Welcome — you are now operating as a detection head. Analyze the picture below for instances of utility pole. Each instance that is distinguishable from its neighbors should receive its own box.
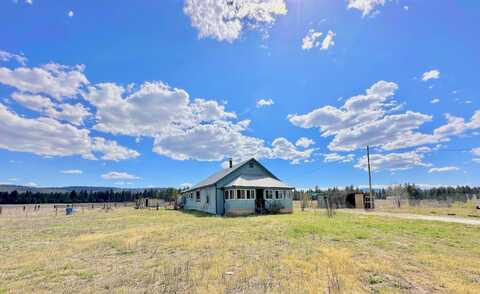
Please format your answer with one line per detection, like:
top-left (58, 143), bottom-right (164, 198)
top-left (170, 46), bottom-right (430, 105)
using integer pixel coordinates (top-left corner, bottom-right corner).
top-left (367, 145), bottom-right (374, 209)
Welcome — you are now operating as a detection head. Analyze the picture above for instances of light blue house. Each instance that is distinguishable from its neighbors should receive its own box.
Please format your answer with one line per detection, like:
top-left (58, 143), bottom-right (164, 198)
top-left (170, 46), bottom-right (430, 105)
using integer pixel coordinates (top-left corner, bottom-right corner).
top-left (180, 158), bottom-right (294, 216)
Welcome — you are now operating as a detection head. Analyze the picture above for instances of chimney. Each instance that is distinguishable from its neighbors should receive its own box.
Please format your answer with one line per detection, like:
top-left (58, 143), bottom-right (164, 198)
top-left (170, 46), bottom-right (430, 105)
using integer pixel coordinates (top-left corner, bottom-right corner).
top-left (229, 158), bottom-right (233, 168)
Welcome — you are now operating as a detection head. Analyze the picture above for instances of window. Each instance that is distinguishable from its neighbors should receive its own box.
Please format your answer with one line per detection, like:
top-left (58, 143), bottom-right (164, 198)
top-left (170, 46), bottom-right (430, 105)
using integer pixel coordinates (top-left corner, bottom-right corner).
top-left (196, 191), bottom-right (200, 202)
top-left (237, 189), bottom-right (246, 199)
top-left (251, 189), bottom-right (256, 199)
top-left (206, 193), bottom-right (209, 204)
top-left (275, 190), bottom-right (279, 199)
top-left (249, 161), bottom-right (254, 168)
top-left (224, 190), bottom-right (228, 199)
top-left (246, 190), bottom-right (251, 199)
top-left (266, 190), bottom-right (273, 199)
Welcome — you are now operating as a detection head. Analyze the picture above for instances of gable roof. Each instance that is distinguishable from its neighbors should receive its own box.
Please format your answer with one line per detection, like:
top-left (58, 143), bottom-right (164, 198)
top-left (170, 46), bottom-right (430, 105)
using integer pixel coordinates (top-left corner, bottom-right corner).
top-left (184, 158), bottom-right (280, 192)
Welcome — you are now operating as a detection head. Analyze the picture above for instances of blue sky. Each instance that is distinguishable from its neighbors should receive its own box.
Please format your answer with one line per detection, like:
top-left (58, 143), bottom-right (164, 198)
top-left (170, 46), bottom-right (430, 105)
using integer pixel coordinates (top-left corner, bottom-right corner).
top-left (0, 0), bottom-right (479, 189)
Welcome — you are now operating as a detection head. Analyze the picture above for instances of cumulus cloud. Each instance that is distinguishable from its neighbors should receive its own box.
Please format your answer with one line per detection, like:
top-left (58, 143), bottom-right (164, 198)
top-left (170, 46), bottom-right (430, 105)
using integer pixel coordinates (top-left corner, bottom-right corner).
top-left (323, 153), bottom-right (355, 163)
top-left (256, 98), bottom-right (274, 107)
top-left (295, 137), bottom-right (315, 148)
top-left (61, 169), bottom-right (83, 174)
top-left (271, 137), bottom-right (314, 164)
top-left (302, 30), bottom-right (335, 50)
top-left (0, 50), bottom-right (27, 65)
top-left (184, 0), bottom-right (287, 42)
top-left (68, 10), bottom-right (74, 17)
top-left (288, 81), bottom-right (442, 152)
top-left (0, 103), bottom-right (138, 161)
top-left (101, 171), bottom-right (140, 180)
top-left (433, 112), bottom-right (480, 138)
top-left (422, 69), bottom-right (440, 81)
top-left (11, 92), bottom-right (91, 126)
top-left (302, 30), bottom-right (323, 50)
top-left (355, 151), bottom-right (431, 171)
top-left (430, 98), bottom-right (440, 104)
top-left (91, 137), bottom-right (140, 161)
top-left (0, 63), bottom-right (88, 100)
top-left (347, 0), bottom-right (389, 16)
top-left (84, 82), bottom-right (235, 137)
top-left (428, 166), bottom-right (460, 173)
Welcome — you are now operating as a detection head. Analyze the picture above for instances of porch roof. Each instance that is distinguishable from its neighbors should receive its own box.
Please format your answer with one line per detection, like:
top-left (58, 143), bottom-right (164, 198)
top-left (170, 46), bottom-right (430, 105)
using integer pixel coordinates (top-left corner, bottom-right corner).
top-left (223, 175), bottom-right (293, 189)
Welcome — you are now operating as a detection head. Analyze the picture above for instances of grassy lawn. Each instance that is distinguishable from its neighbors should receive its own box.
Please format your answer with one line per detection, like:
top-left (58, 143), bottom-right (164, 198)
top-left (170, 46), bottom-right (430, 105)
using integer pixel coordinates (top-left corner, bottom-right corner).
top-left (377, 200), bottom-right (480, 219)
top-left (1, 208), bottom-right (480, 293)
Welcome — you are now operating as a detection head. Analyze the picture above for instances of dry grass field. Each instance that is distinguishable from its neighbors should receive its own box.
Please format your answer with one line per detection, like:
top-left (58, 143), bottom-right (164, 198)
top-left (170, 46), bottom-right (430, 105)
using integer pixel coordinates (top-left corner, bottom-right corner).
top-left (1, 206), bottom-right (480, 293)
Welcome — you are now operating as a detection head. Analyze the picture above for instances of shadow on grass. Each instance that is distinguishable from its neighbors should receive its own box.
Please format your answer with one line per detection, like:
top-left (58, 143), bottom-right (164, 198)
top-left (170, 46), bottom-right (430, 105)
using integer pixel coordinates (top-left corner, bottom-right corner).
top-left (177, 209), bottom-right (217, 218)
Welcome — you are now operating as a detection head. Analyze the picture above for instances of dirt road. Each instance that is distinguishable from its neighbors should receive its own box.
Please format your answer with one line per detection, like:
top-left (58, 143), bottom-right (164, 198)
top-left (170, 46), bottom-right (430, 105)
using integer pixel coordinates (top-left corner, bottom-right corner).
top-left (340, 209), bottom-right (480, 226)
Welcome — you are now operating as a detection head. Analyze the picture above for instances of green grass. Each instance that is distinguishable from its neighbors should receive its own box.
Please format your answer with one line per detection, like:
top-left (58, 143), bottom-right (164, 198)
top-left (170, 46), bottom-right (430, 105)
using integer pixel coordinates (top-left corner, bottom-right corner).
top-left (378, 200), bottom-right (480, 218)
top-left (1, 208), bottom-right (480, 293)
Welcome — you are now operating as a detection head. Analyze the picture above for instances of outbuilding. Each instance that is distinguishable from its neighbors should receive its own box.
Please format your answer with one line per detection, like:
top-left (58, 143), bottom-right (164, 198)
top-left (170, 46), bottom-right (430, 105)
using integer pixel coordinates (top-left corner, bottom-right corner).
top-left (180, 158), bottom-right (294, 216)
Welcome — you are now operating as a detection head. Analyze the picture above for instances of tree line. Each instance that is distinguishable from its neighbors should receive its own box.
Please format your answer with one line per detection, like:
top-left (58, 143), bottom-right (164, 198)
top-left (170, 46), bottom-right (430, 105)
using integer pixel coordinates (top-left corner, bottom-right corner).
top-left (297, 184), bottom-right (480, 202)
top-left (0, 188), bottom-right (179, 204)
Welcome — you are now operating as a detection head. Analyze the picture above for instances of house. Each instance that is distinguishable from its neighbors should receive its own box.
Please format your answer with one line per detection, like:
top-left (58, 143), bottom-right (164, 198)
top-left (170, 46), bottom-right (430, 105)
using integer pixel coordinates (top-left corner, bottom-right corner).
top-left (180, 158), bottom-right (294, 216)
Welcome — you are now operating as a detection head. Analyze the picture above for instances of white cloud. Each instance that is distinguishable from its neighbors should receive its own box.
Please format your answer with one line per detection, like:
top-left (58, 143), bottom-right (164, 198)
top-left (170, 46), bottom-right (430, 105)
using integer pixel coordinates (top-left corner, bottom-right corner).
top-left (473, 158), bottom-right (480, 164)
top-left (256, 98), bottom-right (274, 107)
top-left (85, 82), bottom-right (235, 137)
top-left (430, 98), bottom-right (440, 104)
top-left (295, 137), bottom-right (315, 148)
top-left (101, 171), bottom-right (140, 180)
top-left (415, 146), bottom-right (432, 153)
top-left (321, 30), bottom-right (336, 50)
top-left (25, 182), bottom-right (37, 187)
top-left (271, 137), bottom-right (314, 164)
top-left (0, 63), bottom-right (88, 100)
top-left (422, 69), bottom-right (440, 81)
top-left (323, 153), bottom-right (355, 163)
top-left (184, 0), bottom-right (287, 42)
top-left (433, 112), bottom-right (480, 138)
top-left (302, 30), bottom-right (322, 50)
top-left (91, 137), bottom-right (140, 161)
top-left (10, 92), bottom-right (91, 126)
top-left (355, 151), bottom-right (431, 171)
top-left (61, 169), bottom-right (83, 174)
top-left (0, 103), bottom-right (138, 161)
top-left (68, 10), bottom-right (74, 17)
top-left (288, 81), bottom-right (443, 152)
top-left (403, 6), bottom-right (409, 11)
top-left (347, 0), bottom-right (389, 16)
top-left (428, 166), bottom-right (460, 173)
top-left (180, 182), bottom-right (193, 189)
top-left (0, 50), bottom-right (27, 65)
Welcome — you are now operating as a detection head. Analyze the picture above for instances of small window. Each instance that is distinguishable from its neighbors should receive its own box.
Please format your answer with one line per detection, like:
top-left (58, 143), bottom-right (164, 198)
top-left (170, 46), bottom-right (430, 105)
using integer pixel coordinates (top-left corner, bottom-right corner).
top-left (224, 190), bottom-right (228, 199)
top-left (196, 191), bottom-right (200, 202)
top-left (238, 190), bottom-right (246, 199)
top-left (266, 190), bottom-right (273, 199)
top-left (251, 189), bottom-right (256, 199)
top-left (246, 190), bottom-right (251, 199)
top-left (206, 193), bottom-right (209, 204)
top-left (275, 190), bottom-right (279, 199)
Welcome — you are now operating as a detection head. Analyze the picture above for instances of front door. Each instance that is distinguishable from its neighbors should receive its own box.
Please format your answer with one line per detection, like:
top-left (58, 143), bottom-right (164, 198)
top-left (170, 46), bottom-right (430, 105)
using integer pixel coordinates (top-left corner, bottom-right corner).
top-left (255, 189), bottom-right (265, 213)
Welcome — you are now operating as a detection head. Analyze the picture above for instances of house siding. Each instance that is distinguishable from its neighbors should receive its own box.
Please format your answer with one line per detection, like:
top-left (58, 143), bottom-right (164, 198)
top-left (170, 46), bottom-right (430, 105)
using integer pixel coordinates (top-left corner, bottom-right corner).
top-left (183, 185), bottom-right (216, 214)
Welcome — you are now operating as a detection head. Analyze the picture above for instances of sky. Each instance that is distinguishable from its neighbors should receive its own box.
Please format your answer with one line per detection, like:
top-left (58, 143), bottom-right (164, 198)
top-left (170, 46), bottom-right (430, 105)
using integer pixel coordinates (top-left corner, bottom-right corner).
top-left (0, 0), bottom-right (479, 189)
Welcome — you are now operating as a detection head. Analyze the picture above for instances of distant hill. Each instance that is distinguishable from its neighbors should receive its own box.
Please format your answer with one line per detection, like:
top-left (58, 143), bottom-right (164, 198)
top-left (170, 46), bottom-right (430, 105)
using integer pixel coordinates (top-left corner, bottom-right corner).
top-left (0, 185), bottom-right (168, 194)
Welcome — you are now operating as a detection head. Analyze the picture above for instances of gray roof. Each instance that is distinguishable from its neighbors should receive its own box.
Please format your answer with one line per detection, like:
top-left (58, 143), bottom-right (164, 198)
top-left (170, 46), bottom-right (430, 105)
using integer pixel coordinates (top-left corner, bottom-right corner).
top-left (184, 158), bottom-right (280, 192)
top-left (223, 175), bottom-right (293, 189)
